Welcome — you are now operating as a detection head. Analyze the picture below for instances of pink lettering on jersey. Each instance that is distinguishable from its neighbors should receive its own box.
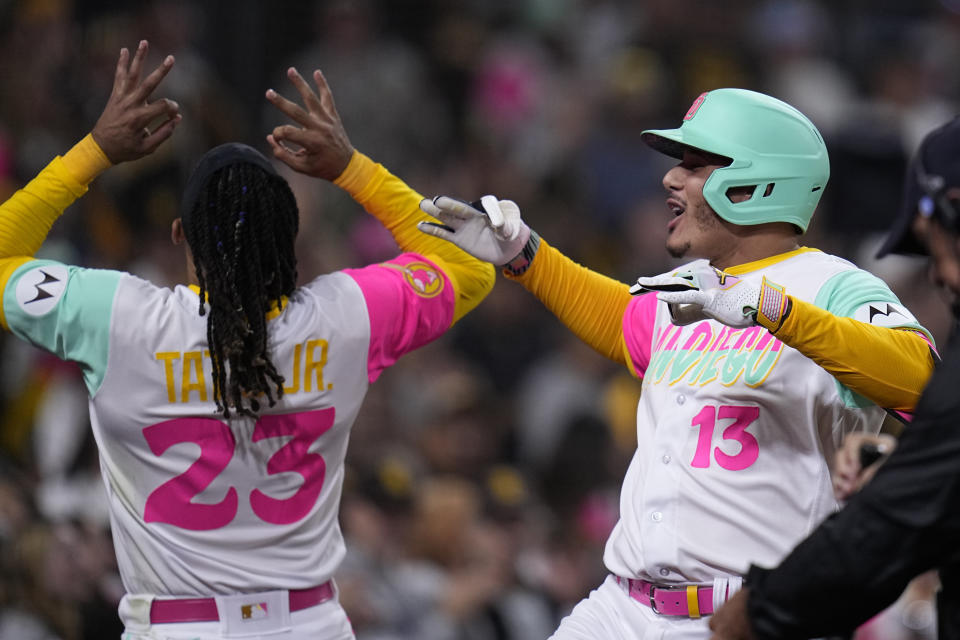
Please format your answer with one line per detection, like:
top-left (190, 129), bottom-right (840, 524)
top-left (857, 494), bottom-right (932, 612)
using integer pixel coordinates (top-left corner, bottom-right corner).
top-left (643, 320), bottom-right (784, 389)
top-left (687, 326), bottom-right (728, 383)
top-left (143, 417), bottom-right (239, 530)
top-left (142, 408), bottom-right (336, 531)
top-left (663, 323), bottom-right (683, 351)
top-left (623, 293), bottom-right (659, 378)
top-left (345, 254), bottom-right (455, 384)
top-left (653, 323), bottom-right (677, 352)
top-left (732, 326), bottom-right (763, 350)
top-left (250, 409), bottom-right (334, 525)
top-left (670, 323), bottom-right (715, 384)
top-left (690, 404), bottom-right (761, 471)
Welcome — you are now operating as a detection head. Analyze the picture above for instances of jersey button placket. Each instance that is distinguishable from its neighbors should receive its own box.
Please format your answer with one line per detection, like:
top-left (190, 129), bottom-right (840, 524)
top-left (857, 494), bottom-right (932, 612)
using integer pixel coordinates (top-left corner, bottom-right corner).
top-left (651, 511), bottom-right (663, 522)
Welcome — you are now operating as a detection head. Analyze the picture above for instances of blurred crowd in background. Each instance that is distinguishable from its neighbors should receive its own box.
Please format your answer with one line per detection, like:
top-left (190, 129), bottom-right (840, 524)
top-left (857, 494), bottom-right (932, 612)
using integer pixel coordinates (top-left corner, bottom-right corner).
top-left (0, 0), bottom-right (957, 638)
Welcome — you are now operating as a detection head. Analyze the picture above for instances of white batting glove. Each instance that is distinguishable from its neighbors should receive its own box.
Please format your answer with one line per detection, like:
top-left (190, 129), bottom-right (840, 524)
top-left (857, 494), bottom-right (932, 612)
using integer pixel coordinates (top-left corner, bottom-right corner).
top-left (632, 261), bottom-right (790, 330)
top-left (418, 195), bottom-right (531, 266)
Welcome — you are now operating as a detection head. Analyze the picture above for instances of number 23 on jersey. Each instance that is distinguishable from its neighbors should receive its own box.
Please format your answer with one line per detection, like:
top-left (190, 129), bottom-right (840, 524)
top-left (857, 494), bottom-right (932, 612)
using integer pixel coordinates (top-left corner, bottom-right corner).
top-left (143, 408), bottom-right (334, 530)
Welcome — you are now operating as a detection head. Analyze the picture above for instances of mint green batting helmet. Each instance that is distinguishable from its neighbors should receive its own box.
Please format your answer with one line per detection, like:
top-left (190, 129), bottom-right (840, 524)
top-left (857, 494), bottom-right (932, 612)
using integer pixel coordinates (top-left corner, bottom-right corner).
top-left (641, 88), bottom-right (829, 232)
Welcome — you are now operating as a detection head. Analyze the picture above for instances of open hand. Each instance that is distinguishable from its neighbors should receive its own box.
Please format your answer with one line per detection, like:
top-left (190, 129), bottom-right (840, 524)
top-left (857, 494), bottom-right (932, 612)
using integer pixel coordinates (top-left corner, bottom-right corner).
top-left (418, 196), bottom-right (530, 265)
top-left (265, 67), bottom-right (355, 181)
top-left (91, 40), bottom-right (180, 164)
top-left (633, 262), bottom-right (757, 327)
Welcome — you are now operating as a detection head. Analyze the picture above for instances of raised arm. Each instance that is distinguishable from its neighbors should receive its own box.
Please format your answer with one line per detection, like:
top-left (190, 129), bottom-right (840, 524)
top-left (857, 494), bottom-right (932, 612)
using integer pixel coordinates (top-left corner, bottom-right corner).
top-left (418, 198), bottom-right (634, 367)
top-left (0, 40), bottom-right (180, 329)
top-left (265, 67), bottom-right (494, 324)
top-left (638, 263), bottom-right (934, 412)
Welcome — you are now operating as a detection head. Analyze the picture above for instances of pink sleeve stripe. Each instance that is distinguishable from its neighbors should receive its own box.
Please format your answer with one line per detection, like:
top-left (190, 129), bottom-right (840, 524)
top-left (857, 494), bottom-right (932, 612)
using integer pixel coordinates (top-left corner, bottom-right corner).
top-left (892, 410), bottom-right (913, 423)
top-left (344, 253), bottom-right (455, 383)
top-left (908, 328), bottom-right (939, 359)
top-left (622, 293), bottom-right (659, 378)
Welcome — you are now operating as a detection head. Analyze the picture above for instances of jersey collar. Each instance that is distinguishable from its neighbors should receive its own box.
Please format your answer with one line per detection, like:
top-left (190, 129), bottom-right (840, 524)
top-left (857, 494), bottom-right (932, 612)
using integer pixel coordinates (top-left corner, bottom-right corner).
top-left (187, 284), bottom-right (289, 320)
top-left (724, 247), bottom-right (820, 276)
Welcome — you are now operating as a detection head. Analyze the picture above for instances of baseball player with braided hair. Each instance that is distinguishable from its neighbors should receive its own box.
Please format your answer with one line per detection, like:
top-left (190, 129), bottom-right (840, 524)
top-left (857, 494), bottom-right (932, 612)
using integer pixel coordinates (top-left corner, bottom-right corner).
top-left (0, 42), bottom-right (494, 639)
top-left (420, 88), bottom-right (936, 638)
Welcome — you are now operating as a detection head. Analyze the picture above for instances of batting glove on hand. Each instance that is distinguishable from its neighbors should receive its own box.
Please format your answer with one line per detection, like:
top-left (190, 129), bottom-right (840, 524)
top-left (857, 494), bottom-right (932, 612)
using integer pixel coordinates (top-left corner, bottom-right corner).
top-left (418, 195), bottom-right (531, 266)
top-left (631, 260), bottom-right (790, 330)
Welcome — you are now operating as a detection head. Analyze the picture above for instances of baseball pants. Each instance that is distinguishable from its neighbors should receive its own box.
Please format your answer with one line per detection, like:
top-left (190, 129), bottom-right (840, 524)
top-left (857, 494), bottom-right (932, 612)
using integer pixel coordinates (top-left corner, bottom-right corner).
top-left (549, 574), bottom-right (742, 640)
top-left (118, 589), bottom-right (354, 640)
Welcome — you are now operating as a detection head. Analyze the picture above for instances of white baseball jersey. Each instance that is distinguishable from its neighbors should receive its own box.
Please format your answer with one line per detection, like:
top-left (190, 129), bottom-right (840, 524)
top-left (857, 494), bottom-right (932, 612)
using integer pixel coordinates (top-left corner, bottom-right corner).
top-left (3, 253), bottom-right (455, 597)
top-left (605, 248), bottom-right (929, 584)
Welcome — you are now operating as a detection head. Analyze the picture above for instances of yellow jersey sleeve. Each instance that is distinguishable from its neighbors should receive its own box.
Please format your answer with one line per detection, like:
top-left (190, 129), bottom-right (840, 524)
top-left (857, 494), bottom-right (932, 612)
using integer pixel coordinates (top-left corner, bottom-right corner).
top-left (334, 150), bottom-right (494, 325)
top-left (772, 297), bottom-right (935, 412)
top-left (505, 238), bottom-right (631, 366)
top-left (0, 134), bottom-right (111, 329)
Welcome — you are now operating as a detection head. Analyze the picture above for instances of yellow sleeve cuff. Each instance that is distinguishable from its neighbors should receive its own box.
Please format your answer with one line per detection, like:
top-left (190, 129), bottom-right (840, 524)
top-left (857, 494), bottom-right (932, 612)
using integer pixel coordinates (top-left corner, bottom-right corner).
top-left (0, 256), bottom-right (32, 330)
top-left (774, 296), bottom-right (934, 411)
top-left (333, 150), bottom-right (382, 203)
top-left (333, 149), bottom-right (494, 327)
top-left (61, 134), bottom-right (112, 186)
top-left (0, 141), bottom-right (103, 259)
top-left (332, 150), bottom-right (423, 234)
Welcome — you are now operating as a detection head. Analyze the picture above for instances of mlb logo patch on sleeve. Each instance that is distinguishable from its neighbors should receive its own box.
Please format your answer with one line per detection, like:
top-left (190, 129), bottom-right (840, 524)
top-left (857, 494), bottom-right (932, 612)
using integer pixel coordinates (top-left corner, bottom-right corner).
top-left (15, 264), bottom-right (68, 316)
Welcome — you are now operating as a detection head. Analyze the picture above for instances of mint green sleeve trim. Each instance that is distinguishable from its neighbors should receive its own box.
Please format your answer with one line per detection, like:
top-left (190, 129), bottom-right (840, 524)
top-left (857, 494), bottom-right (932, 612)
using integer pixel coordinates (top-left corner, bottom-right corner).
top-left (3, 259), bottom-right (120, 395)
top-left (815, 270), bottom-right (920, 324)
top-left (813, 268), bottom-right (933, 409)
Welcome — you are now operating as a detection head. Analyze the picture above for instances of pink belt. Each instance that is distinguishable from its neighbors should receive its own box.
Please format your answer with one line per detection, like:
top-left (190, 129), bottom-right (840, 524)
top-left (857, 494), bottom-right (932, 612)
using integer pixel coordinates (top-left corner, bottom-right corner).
top-left (617, 576), bottom-right (719, 618)
top-left (149, 581), bottom-right (334, 624)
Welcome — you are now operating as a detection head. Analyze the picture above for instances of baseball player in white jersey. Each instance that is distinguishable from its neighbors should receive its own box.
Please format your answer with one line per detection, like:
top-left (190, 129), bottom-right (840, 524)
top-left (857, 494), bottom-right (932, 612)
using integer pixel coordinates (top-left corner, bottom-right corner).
top-left (418, 88), bottom-right (936, 638)
top-left (0, 42), bottom-right (495, 639)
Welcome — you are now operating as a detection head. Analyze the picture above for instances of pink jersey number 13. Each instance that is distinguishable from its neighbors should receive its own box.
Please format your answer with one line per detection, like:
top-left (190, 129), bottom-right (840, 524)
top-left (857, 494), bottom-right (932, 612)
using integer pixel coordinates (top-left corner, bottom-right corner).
top-left (689, 404), bottom-right (760, 471)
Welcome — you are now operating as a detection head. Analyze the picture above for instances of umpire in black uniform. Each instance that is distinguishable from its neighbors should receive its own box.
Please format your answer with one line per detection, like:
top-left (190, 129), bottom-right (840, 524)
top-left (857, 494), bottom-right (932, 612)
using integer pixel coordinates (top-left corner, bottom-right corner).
top-left (709, 116), bottom-right (960, 639)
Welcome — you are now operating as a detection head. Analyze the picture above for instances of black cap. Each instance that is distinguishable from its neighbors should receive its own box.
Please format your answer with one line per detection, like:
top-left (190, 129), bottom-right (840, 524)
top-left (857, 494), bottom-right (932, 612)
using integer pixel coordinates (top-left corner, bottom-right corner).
top-left (180, 143), bottom-right (277, 223)
top-left (876, 116), bottom-right (960, 258)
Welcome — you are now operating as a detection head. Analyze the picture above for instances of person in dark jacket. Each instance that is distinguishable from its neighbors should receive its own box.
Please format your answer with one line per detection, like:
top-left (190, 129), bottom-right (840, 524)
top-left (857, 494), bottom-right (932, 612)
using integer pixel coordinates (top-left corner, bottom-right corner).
top-left (708, 115), bottom-right (960, 640)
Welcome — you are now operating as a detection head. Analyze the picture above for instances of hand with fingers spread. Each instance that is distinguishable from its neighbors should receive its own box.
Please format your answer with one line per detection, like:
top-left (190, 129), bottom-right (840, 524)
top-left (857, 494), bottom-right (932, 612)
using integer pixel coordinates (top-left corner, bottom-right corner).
top-left (633, 261), bottom-right (790, 330)
top-left (91, 40), bottom-right (180, 164)
top-left (265, 67), bottom-right (355, 181)
top-left (417, 195), bottom-right (531, 266)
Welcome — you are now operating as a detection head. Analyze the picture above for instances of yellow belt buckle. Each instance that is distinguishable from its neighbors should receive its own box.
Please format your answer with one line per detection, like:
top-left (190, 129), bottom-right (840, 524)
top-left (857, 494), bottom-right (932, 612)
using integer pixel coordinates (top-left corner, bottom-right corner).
top-left (686, 585), bottom-right (700, 618)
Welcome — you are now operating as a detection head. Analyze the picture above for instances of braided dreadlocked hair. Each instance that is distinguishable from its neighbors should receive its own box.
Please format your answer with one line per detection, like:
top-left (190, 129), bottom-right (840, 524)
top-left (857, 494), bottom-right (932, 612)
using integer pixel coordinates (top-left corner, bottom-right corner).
top-left (182, 161), bottom-right (299, 418)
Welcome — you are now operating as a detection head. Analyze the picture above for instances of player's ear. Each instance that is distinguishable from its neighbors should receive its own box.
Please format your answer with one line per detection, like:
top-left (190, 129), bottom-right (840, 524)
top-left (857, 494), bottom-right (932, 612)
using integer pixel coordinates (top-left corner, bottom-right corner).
top-left (171, 218), bottom-right (185, 245)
